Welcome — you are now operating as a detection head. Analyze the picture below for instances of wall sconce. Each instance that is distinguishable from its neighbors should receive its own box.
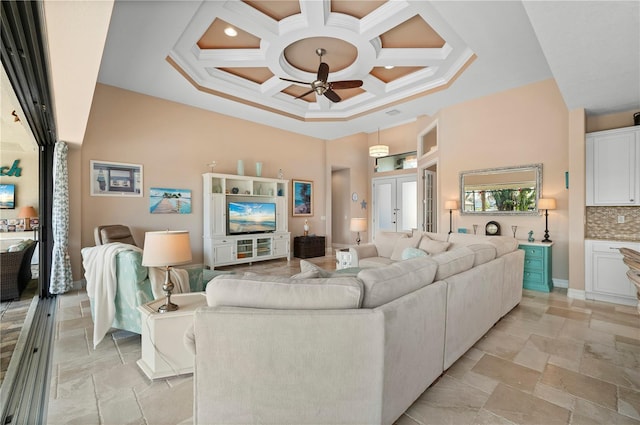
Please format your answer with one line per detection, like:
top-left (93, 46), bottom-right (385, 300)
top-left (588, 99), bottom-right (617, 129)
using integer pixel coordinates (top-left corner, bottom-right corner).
top-left (444, 200), bottom-right (458, 234)
top-left (538, 198), bottom-right (556, 242)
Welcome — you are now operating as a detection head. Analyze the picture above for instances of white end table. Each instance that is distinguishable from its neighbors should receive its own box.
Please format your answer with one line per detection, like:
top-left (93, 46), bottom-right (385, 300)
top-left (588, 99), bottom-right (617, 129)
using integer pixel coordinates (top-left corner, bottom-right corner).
top-left (137, 292), bottom-right (206, 379)
top-left (335, 248), bottom-right (353, 269)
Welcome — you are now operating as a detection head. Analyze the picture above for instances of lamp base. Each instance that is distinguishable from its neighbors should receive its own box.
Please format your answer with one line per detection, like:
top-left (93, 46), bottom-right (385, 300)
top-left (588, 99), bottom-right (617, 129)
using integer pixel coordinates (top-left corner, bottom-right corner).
top-left (158, 301), bottom-right (178, 313)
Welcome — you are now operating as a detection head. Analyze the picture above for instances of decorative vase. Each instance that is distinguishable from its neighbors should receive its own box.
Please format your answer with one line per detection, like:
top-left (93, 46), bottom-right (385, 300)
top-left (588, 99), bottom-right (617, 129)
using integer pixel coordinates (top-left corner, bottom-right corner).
top-left (256, 162), bottom-right (262, 177)
top-left (237, 160), bottom-right (244, 176)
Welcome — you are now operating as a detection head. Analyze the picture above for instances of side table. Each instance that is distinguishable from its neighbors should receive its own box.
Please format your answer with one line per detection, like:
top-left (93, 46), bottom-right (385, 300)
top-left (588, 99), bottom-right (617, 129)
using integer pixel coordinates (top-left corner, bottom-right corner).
top-left (335, 248), bottom-right (353, 270)
top-left (518, 241), bottom-right (553, 292)
top-left (137, 292), bottom-right (206, 379)
top-left (293, 235), bottom-right (326, 258)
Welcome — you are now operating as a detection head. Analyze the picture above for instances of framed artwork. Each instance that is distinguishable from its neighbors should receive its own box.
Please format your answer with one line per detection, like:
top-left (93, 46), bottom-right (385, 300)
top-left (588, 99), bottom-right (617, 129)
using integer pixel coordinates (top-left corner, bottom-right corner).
top-left (90, 160), bottom-right (143, 197)
top-left (292, 179), bottom-right (313, 216)
top-left (0, 184), bottom-right (16, 209)
top-left (149, 187), bottom-right (192, 214)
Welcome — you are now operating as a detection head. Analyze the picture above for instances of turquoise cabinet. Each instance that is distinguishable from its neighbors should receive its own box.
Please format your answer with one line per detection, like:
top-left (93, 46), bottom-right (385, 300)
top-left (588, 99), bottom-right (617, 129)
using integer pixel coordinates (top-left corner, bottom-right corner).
top-left (518, 242), bottom-right (553, 292)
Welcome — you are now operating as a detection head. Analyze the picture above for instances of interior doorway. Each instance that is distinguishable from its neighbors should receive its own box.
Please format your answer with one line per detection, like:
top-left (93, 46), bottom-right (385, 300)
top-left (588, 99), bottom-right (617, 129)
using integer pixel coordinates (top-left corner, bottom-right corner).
top-left (422, 164), bottom-right (438, 232)
top-left (331, 167), bottom-right (351, 248)
top-left (372, 175), bottom-right (418, 237)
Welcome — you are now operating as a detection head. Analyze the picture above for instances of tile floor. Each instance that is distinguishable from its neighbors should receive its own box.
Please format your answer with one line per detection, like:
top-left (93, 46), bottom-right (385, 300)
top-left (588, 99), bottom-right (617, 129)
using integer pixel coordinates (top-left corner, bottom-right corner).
top-left (47, 257), bottom-right (640, 425)
top-left (0, 276), bottom-right (38, 385)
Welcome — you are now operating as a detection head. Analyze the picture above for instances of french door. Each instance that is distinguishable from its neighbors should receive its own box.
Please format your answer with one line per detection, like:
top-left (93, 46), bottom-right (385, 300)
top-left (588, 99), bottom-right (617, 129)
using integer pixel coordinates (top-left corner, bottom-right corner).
top-left (372, 175), bottom-right (418, 235)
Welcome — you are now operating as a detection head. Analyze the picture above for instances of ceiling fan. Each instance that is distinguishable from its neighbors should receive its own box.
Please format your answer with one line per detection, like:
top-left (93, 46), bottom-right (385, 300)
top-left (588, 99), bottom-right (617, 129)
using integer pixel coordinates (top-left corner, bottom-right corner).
top-left (280, 48), bottom-right (363, 102)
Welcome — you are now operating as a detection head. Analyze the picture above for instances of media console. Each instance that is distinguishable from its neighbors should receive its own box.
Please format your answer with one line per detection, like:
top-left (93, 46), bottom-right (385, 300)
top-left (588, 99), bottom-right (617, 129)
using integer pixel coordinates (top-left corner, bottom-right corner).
top-left (203, 173), bottom-right (290, 269)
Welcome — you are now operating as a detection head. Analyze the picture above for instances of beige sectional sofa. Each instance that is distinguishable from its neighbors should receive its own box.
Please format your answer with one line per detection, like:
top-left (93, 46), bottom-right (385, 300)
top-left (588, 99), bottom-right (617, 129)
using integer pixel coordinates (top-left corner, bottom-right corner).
top-left (188, 232), bottom-right (524, 425)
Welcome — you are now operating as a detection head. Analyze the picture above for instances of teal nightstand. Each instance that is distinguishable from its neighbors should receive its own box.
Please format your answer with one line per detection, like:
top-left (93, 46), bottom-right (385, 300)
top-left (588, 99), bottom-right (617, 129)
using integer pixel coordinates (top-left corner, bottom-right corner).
top-left (518, 241), bottom-right (553, 292)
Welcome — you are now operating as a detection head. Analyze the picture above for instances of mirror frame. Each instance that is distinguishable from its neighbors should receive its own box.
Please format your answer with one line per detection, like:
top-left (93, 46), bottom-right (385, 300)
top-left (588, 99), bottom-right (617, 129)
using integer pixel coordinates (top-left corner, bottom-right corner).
top-left (459, 163), bottom-right (543, 216)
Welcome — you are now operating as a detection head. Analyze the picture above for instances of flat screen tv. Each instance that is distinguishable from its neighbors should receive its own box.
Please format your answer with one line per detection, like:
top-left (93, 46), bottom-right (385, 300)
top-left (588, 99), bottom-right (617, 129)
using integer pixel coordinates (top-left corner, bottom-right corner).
top-left (0, 184), bottom-right (16, 209)
top-left (227, 201), bottom-right (276, 235)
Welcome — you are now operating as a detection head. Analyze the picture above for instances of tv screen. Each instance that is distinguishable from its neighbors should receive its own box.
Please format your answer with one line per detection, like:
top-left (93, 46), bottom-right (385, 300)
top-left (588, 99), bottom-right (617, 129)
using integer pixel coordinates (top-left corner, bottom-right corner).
top-left (228, 202), bottom-right (276, 235)
top-left (0, 184), bottom-right (16, 209)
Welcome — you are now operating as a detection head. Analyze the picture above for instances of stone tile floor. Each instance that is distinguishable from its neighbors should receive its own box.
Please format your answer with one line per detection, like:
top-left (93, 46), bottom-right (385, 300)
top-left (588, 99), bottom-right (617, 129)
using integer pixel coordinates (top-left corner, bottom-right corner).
top-left (47, 257), bottom-right (640, 424)
top-left (0, 275), bottom-right (38, 385)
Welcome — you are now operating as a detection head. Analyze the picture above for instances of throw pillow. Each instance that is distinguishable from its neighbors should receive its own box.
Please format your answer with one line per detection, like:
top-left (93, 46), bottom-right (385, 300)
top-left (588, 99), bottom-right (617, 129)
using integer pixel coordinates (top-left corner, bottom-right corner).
top-left (419, 238), bottom-right (451, 255)
top-left (374, 232), bottom-right (408, 258)
top-left (401, 247), bottom-right (428, 260)
top-left (390, 234), bottom-right (422, 261)
top-left (299, 260), bottom-right (332, 278)
top-left (291, 269), bottom-right (321, 279)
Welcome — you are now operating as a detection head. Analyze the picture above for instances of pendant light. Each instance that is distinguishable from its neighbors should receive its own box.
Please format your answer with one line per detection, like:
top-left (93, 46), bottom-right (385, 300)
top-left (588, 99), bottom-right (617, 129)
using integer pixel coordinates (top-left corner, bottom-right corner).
top-left (369, 128), bottom-right (389, 157)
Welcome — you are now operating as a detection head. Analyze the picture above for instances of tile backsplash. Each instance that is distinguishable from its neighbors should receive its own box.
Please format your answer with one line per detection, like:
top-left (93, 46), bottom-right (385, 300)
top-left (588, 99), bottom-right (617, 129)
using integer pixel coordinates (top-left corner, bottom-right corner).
top-left (586, 206), bottom-right (640, 241)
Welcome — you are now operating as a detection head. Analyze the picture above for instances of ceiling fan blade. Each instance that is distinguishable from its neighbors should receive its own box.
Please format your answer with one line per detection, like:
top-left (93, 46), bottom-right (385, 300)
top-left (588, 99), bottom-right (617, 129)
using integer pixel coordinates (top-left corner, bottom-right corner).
top-left (280, 77), bottom-right (311, 85)
top-left (330, 80), bottom-right (363, 90)
top-left (294, 89), bottom-right (315, 100)
top-left (324, 89), bottom-right (341, 103)
top-left (317, 62), bottom-right (329, 83)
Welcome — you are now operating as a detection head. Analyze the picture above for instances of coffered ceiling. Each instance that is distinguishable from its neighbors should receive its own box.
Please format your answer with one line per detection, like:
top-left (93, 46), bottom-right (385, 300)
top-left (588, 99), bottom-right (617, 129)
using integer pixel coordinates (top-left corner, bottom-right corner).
top-left (26, 1), bottom-right (640, 143)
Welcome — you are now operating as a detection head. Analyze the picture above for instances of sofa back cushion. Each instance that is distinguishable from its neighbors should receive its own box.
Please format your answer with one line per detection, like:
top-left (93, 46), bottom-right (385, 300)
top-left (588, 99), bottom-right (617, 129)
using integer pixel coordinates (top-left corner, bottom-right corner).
top-left (447, 233), bottom-right (518, 257)
top-left (357, 257), bottom-right (438, 308)
top-left (418, 238), bottom-right (451, 255)
top-left (206, 275), bottom-right (363, 309)
top-left (466, 243), bottom-right (497, 267)
top-left (432, 247), bottom-right (475, 281)
top-left (390, 234), bottom-right (422, 261)
top-left (374, 231), bottom-right (409, 258)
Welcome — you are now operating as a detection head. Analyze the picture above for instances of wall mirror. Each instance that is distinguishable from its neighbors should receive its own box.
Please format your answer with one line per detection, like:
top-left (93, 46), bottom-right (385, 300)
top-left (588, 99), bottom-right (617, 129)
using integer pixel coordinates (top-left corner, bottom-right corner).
top-left (460, 164), bottom-right (542, 215)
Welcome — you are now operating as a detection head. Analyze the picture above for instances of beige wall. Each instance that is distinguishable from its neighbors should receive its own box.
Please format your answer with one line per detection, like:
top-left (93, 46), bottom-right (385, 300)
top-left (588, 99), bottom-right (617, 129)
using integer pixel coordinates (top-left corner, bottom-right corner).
top-left (586, 109), bottom-right (640, 133)
top-left (417, 79), bottom-right (571, 281)
top-left (75, 84), bottom-right (327, 279)
top-left (568, 108), bottom-right (586, 292)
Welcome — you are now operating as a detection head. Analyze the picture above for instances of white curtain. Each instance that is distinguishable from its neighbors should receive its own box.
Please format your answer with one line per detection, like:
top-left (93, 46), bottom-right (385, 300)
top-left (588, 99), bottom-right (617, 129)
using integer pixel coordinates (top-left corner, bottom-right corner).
top-left (49, 141), bottom-right (72, 294)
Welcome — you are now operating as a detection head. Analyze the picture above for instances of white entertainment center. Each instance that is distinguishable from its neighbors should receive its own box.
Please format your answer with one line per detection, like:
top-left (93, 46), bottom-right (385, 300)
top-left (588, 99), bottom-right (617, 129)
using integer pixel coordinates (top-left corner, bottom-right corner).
top-left (202, 173), bottom-right (290, 269)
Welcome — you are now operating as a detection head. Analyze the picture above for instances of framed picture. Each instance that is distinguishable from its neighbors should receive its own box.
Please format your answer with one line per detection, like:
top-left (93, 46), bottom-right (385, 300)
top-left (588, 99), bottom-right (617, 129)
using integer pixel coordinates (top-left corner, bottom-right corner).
top-left (0, 184), bottom-right (16, 209)
top-left (149, 187), bottom-right (192, 214)
top-left (90, 160), bottom-right (143, 197)
top-left (292, 179), bottom-right (313, 216)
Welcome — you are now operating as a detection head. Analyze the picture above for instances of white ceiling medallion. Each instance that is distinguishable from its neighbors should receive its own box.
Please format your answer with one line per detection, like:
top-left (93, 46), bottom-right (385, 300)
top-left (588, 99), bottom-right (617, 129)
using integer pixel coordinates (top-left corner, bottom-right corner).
top-left (168, 0), bottom-right (474, 122)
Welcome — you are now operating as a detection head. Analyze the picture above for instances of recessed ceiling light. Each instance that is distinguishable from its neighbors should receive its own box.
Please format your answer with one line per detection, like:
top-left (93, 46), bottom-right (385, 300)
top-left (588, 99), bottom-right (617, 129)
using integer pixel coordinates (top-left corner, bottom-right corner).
top-left (384, 65), bottom-right (395, 70)
top-left (224, 27), bottom-right (238, 37)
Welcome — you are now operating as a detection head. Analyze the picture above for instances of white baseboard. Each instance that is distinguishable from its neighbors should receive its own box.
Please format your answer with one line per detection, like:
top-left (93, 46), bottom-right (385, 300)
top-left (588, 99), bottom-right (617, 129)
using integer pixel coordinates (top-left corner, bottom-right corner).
top-left (567, 288), bottom-right (586, 300)
top-left (552, 278), bottom-right (568, 289)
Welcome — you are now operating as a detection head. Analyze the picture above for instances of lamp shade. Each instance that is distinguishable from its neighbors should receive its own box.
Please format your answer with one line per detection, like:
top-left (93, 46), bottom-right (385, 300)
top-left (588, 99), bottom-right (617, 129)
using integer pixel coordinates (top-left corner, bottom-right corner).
top-left (18, 206), bottom-right (37, 219)
top-left (350, 218), bottom-right (367, 232)
top-left (369, 145), bottom-right (389, 157)
top-left (444, 200), bottom-right (458, 210)
top-left (142, 230), bottom-right (192, 267)
top-left (538, 198), bottom-right (557, 210)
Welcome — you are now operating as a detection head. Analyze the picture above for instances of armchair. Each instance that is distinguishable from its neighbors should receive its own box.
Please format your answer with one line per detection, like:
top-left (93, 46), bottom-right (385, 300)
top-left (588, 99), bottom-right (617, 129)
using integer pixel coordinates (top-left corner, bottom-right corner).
top-left (94, 224), bottom-right (138, 246)
top-left (1, 239), bottom-right (37, 301)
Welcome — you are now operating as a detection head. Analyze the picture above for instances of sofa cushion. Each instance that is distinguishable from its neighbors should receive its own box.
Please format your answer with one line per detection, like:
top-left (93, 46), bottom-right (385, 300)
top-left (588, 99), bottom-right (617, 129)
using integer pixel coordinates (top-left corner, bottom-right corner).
top-left (432, 247), bottom-right (475, 281)
top-left (291, 269), bottom-right (321, 279)
top-left (357, 257), bottom-right (438, 308)
top-left (419, 238), bottom-right (451, 255)
top-left (359, 257), bottom-right (395, 268)
top-left (206, 275), bottom-right (363, 309)
top-left (374, 232), bottom-right (408, 258)
top-left (390, 234), bottom-right (422, 261)
top-left (401, 247), bottom-right (429, 260)
top-left (447, 233), bottom-right (518, 257)
top-left (299, 260), bottom-right (332, 278)
top-left (467, 244), bottom-right (497, 266)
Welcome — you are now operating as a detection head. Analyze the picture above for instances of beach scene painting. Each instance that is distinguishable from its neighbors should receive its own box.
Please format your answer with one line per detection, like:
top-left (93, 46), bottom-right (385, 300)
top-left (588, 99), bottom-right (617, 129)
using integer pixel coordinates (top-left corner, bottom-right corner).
top-left (149, 187), bottom-right (191, 214)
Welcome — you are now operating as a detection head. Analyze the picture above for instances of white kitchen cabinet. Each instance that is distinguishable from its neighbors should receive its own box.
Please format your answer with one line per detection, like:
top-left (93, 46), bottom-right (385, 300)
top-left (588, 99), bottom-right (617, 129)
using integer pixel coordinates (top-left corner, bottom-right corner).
top-left (585, 239), bottom-right (640, 306)
top-left (586, 126), bottom-right (640, 206)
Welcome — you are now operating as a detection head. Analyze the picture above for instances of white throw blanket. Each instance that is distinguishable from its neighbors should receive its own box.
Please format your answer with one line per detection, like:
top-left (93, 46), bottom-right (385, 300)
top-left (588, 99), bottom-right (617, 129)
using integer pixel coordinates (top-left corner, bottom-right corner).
top-left (83, 243), bottom-right (143, 348)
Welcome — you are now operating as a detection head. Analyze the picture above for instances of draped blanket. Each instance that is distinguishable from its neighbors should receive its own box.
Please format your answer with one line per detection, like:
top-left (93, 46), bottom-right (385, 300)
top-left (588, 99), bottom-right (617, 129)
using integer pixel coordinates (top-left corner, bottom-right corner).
top-left (82, 243), bottom-right (143, 348)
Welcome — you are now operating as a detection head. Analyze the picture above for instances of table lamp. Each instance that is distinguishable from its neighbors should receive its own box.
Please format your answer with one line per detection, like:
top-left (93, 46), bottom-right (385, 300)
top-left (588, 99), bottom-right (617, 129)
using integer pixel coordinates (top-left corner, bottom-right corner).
top-left (18, 206), bottom-right (37, 230)
top-left (538, 198), bottom-right (556, 243)
top-left (142, 230), bottom-right (192, 313)
top-left (350, 218), bottom-right (367, 245)
top-left (444, 200), bottom-right (458, 234)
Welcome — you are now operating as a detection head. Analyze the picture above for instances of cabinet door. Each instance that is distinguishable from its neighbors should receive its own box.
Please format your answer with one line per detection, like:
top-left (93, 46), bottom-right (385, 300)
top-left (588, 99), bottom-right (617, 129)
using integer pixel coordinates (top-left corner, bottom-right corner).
top-left (586, 241), bottom-right (638, 301)
top-left (272, 234), bottom-right (290, 258)
top-left (587, 130), bottom-right (638, 205)
top-left (208, 194), bottom-right (226, 236)
top-left (213, 241), bottom-right (234, 265)
top-left (276, 197), bottom-right (288, 232)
